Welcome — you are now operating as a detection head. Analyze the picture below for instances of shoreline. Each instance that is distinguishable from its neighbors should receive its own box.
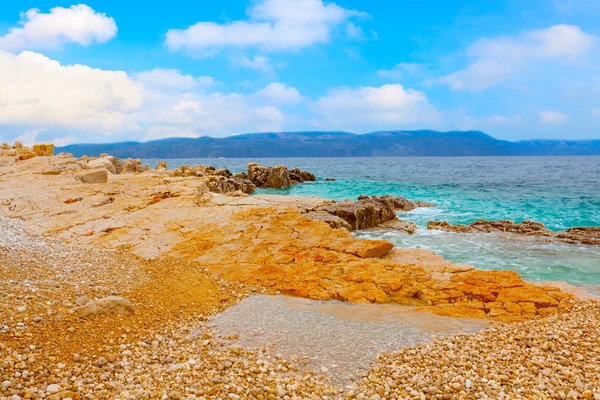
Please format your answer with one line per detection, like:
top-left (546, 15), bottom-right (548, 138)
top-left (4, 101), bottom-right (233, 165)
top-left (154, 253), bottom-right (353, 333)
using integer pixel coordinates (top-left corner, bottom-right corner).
top-left (1, 153), bottom-right (600, 398)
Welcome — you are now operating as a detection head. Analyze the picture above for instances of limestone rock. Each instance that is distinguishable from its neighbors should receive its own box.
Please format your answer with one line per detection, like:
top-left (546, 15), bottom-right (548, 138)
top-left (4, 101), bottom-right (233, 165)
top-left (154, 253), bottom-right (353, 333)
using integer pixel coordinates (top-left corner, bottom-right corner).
top-left (76, 168), bottom-right (108, 184)
top-left (315, 195), bottom-right (421, 231)
top-left (88, 158), bottom-right (116, 174)
top-left (247, 163), bottom-right (315, 189)
top-left (156, 161), bottom-right (167, 171)
top-left (32, 143), bottom-right (55, 156)
top-left (74, 296), bottom-right (134, 317)
top-left (428, 219), bottom-right (600, 245)
top-left (205, 175), bottom-right (255, 195)
top-left (121, 158), bottom-right (149, 174)
top-left (303, 211), bottom-right (352, 231)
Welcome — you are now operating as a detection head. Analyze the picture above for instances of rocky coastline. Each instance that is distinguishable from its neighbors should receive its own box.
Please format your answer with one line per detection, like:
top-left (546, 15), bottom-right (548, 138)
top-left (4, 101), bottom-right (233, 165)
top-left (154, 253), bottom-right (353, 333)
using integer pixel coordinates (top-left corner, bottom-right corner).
top-left (1, 145), bottom-right (599, 399)
top-left (428, 219), bottom-right (600, 245)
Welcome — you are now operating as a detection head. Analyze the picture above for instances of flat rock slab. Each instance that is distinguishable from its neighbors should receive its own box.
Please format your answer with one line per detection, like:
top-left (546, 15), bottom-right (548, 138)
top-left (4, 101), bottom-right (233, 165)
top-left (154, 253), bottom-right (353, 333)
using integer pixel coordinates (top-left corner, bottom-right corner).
top-left (210, 295), bottom-right (489, 385)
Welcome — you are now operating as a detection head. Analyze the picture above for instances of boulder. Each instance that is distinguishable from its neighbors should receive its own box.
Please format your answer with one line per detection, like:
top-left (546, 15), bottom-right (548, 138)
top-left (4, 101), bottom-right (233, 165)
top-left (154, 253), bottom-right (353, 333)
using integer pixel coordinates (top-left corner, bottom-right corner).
top-left (73, 296), bottom-right (134, 318)
top-left (428, 219), bottom-right (600, 245)
top-left (205, 175), bottom-right (255, 195)
top-left (315, 195), bottom-right (423, 231)
top-left (121, 158), bottom-right (149, 174)
top-left (88, 158), bottom-right (116, 174)
top-left (247, 163), bottom-right (315, 189)
top-left (303, 211), bottom-right (352, 231)
top-left (155, 161), bottom-right (167, 171)
top-left (32, 144), bottom-right (55, 156)
top-left (76, 168), bottom-right (108, 184)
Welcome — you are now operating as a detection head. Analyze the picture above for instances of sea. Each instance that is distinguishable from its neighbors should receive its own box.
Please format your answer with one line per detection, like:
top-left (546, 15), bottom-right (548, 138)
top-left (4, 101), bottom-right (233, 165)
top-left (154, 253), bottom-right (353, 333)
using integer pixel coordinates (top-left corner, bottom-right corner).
top-left (145, 157), bottom-right (600, 286)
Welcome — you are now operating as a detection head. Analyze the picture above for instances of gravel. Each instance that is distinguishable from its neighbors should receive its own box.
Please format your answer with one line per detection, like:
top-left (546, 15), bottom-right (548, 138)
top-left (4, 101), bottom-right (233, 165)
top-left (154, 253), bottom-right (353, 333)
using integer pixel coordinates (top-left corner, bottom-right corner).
top-left (210, 295), bottom-right (488, 386)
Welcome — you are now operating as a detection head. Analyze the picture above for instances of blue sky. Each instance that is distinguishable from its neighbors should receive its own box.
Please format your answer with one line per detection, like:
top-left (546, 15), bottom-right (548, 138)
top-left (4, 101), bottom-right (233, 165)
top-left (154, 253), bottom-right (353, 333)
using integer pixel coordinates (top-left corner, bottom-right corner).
top-left (0, 0), bottom-right (599, 145)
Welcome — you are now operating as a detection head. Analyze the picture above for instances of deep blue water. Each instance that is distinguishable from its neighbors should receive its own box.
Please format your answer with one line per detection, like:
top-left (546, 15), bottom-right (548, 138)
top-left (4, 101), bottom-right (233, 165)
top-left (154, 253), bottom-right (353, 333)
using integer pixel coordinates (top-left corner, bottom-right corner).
top-left (146, 157), bottom-right (600, 285)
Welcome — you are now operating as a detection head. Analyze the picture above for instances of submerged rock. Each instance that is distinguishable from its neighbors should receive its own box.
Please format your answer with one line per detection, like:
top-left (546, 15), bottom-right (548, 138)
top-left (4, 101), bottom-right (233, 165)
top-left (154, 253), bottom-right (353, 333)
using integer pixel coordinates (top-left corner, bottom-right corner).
top-left (428, 219), bottom-right (600, 245)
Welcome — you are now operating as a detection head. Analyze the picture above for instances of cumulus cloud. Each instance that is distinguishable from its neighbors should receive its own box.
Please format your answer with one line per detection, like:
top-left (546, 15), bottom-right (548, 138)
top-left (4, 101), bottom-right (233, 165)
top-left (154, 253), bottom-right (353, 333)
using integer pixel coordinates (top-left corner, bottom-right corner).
top-left (377, 62), bottom-right (425, 80)
top-left (234, 55), bottom-right (276, 73)
top-left (0, 50), bottom-right (143, 133)
top-left (539, 110), bottom-right (570, 124)
top-left (435, 25), bottom-right (596, 91)
top-left (311, 84), bottom-right (439, 130)
top-left (252, 83), bottom-right (303, 105)
top-left (135, 68), bottom-right (217, 91)
top-left (0, 50), bottom-right (306, 143)
top-left (0, 4), bottom-right (117, 51)
top-left (165, 0), bottom-right (362, 53)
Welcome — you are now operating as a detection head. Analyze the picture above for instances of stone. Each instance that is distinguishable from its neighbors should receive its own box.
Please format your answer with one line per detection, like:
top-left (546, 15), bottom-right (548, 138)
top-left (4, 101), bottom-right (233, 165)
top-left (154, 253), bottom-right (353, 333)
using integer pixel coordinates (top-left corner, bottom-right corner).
top-left (75, 295), bottom-right (90, 306)
top-left (32, 144), bottom-right (55, 156)
top-left (88, 158), bottom-right (116, 174)
top-left (315, 195), bottom-right (421, 231)
top-left (121, 158), bottom-right (149, 174)
top-left (46, 384), bottom-right (61, 393)
top-left (247, 163), bottom-right (315, 189)
top-left (76, 168), bottom-right (108, 184)
top-left (156, 161), bottom-right (167, 171)
top-left (428, 219), bottom-right (600, 245)
top-left (73, 296), bottom-right (134, 317)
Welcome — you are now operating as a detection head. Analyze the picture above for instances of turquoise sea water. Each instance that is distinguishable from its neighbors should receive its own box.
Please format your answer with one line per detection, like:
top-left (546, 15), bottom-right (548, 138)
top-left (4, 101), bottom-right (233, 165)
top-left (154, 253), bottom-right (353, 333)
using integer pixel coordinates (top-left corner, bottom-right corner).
top-left (147, 157), bottom-right (600, 285)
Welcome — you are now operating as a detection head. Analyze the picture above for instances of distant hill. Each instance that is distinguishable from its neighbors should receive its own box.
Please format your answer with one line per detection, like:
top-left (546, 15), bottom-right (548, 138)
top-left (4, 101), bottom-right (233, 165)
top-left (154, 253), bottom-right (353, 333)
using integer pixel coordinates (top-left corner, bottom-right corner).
top-left (56, 130), bottom-right (600, 158)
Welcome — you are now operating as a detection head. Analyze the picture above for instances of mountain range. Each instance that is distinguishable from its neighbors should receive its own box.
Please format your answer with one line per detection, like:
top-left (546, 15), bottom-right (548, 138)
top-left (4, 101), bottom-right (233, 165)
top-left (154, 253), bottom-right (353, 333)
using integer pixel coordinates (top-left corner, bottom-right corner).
top-left (57, 130), bottom-right (600, 158)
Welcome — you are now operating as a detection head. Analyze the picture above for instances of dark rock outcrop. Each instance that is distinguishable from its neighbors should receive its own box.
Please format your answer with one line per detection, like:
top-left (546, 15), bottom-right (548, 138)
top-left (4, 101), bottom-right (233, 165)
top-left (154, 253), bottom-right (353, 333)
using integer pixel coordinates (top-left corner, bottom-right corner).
top-left (247, 163), bottom-right (316, 189)
top-left (427, 220), bottom-right (600, 245)
top-left (314, 195), bottom-right (422, 232)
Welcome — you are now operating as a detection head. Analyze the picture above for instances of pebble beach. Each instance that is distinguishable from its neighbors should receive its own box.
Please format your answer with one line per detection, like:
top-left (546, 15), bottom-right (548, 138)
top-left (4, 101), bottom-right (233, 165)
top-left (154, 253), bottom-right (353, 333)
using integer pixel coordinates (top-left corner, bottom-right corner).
top-left (1, 151), bottom-right (599, 399)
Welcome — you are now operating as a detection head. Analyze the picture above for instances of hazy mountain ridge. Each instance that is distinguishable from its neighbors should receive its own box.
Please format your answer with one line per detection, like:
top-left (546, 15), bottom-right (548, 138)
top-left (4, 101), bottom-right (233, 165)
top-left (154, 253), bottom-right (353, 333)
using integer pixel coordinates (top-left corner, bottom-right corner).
top-left (56, 130), bottom-right (600, 158)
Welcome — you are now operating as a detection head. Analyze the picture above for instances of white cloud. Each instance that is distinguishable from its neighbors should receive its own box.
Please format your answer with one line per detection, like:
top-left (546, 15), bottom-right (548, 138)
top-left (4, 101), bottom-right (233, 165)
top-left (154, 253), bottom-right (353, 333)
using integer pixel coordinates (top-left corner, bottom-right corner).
top-left (311, 84), bottom-right (439, 130)
top-left (135, 68), bottom-right (217, 91)
top-left (539, 110), bottom-right (570, 124)
top-left (591, 107), bottom-right (600, 118)
top-left (0, 50), bottom-right (143, 133)
top-left (377, 62), bottom-right (425, 80)
top-left (0, 5), bottom-right (117, 51)
top-left (253, 83), bottom-right (303, 105)
top-left (435, 25), bottom-right (596, 91)
top-left (14, 128), bottom-right (47, 147)
top-left (346, 22), bottom-right (364, 40)
top-left (234, 55), bottom-right (275, 73)
top-left (0, 49), bottom-right (302, 143)
top-left (165, 0), bottom-right (362, 53)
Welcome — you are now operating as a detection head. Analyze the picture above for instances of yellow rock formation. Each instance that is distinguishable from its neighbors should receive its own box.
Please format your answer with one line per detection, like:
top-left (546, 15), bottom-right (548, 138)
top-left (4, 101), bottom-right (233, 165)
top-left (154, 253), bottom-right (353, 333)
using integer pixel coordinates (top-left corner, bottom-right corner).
top-left (0, 154), bottom-right (582, 321)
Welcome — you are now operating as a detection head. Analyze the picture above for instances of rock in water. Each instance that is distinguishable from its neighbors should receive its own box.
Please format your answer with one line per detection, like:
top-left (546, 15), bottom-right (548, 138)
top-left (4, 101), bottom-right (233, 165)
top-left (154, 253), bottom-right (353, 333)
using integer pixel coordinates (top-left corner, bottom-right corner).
top-left (73, 296), bottom-right (134, 317)
top-left (314, 195), bottom-right (421, 231)
top-left (247, 163), bottom-right (315, 189)
top-left (428, 219), bottom-right (600, 245)
top-left (76, 168), bottom-right (108, 184)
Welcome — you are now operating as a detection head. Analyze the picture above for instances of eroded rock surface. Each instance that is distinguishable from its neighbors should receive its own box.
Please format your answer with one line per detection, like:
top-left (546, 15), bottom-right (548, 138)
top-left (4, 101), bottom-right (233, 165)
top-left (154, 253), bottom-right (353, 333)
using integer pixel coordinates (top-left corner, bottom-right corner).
top-left (0, 154), bottom-right (583, 321)
top-left (428, 219), bottom-right (600, 245)
top-left (313, 194), bottom-right (421, 232)
top-left (247, 163), bottom-right (315, 189)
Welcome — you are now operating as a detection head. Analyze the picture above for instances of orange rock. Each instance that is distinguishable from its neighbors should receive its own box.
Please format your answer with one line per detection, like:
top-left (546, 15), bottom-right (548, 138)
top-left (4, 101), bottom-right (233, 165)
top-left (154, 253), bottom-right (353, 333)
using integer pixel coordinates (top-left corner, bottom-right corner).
top-left (537, 307), bottom-right (558, 316)
top-left (519, 302), bottom-right (537, 315)
top-left (497, 287), bottom-right (558, 307)
top-left (503, 302), bottom-right (522, 315)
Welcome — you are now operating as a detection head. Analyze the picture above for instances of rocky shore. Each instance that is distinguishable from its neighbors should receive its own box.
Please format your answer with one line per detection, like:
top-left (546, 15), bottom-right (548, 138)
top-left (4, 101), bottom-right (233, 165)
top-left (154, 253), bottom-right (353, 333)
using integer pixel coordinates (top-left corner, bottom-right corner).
top-left (1, 146), bottom-right (599, 399)
top-left (428, 220), bottom-right (600, 245)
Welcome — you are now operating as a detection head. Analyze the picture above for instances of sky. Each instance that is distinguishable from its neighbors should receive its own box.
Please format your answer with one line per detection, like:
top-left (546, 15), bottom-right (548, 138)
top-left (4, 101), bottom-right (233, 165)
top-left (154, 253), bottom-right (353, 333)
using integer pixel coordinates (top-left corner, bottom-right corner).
top-left (0, 0), bottom-right (599, 146)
